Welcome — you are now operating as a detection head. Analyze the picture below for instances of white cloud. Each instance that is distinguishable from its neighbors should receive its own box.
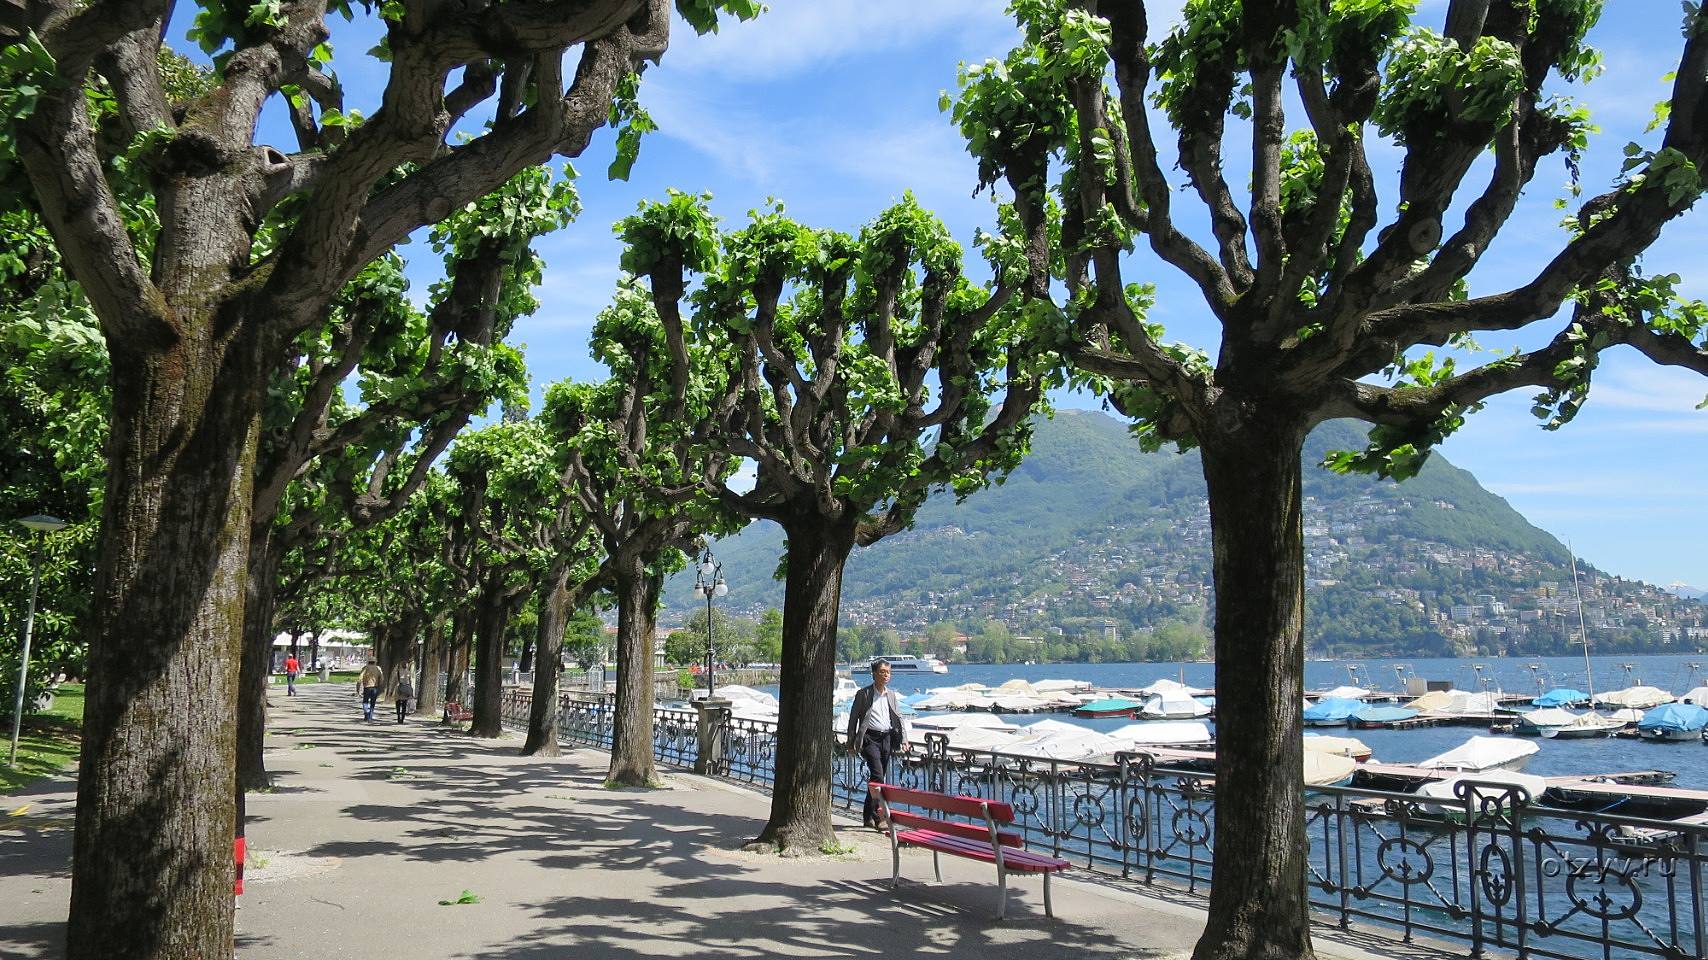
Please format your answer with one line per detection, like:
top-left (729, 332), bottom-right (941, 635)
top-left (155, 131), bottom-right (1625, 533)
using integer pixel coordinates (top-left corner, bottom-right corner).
top-left (664, 1), bottom-right (1014, 81)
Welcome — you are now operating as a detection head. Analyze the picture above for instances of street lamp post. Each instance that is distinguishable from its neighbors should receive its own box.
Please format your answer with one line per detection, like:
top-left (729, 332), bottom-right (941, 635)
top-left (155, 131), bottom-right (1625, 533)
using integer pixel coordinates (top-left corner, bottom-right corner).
top-left (10, 514), bottom-right (68, 768)
top-left (693, 547), bottom-right (727, 698)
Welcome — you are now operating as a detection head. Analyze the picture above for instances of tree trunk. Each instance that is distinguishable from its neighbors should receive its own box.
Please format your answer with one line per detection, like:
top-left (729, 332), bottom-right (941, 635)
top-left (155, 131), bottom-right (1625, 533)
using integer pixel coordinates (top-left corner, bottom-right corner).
top-left (518, 632), bottom-right (535, 673)
top-left (236, 530), bottom-right (283, 791)
top-left (308, 631), bottom-right (320, 671)
top-left (470, 576), bottom-right (521, 738)
top-left (65, 330), bottom-right (264, 960)
top-left (522, 559), bottom-right (574, 756)
top-left (607, 552), bottom-right (661, 787)
top-left (444, 614), bottom-right (471, 709)
top-left (416, 612), bottom-right (447, 716)
top-left (1192, 416), bottom-right (1315, 960)
top-left (750, 518), bottom-right (855, 853)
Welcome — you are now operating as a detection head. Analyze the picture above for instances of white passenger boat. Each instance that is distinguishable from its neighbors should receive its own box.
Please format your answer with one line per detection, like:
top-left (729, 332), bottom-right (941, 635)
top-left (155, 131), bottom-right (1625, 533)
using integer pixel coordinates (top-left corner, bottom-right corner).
top-left (854, 654), bottom-right (948, 674)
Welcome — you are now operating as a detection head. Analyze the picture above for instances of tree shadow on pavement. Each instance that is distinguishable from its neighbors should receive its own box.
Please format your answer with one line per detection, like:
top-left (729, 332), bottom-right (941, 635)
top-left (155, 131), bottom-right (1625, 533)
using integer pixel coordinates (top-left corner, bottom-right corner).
top-left (467, 870), bottom-right (1153, 960)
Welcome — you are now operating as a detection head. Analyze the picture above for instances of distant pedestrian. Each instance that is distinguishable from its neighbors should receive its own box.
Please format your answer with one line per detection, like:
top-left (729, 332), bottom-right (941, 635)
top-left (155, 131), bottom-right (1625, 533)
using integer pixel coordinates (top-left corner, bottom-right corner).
top-left (284, 654), bottom-right (300, 696)
top-left (357, 660), bottom-right (384, 722)
top-left (395, 672), bottom-right (415, 724)
top-left (846, 661), bottom-right (909, 830)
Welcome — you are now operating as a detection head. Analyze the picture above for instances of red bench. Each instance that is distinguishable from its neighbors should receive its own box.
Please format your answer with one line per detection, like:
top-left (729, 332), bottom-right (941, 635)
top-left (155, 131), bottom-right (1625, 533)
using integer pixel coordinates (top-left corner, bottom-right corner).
top-left (870, 782), bottom-right (1070, 919)
top-left (443, 701), bottom-right (473, 723)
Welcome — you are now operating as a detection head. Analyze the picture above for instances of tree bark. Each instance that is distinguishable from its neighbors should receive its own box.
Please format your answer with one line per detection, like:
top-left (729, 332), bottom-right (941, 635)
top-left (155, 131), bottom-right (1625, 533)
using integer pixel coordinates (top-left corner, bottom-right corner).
top-left (518, 633), bottom-right (535, 674)
top-left (379, 611), bottom-right (420, 701)
top-left (444, 614), bottom-right (472, 710)
top-left (236, 529), bottom-right (283, 791)
top-left (1192, 413), bottom-right (1315, 960)
top-left (607, 552), bottom-right (661, 787)
top-left (470, 575), bottom-right (520, 738)
top-left (750, 517), bottom-right (855, 853)
top-left (65, 327), bottom-right (264, 960)
top-left (416, 612), bottom-right (447, 716)
top-left (522, 558), bottom-right (575, 756)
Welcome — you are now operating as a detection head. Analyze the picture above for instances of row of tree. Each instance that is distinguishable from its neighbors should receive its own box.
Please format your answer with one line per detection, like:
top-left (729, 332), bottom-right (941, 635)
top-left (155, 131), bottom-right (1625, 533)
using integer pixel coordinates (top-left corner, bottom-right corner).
top-left (6, 4), bottom-right (1708, 960)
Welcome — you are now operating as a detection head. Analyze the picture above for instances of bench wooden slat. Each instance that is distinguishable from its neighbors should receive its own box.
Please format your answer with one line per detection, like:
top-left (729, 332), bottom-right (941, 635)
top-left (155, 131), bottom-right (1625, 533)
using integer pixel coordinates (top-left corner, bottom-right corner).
top-left (874, 783), bottom-right (1015, 823)
top-left (888, 810), bottom-right (1023, 848)
top-left (896, 829), bottom-right (1069, 873)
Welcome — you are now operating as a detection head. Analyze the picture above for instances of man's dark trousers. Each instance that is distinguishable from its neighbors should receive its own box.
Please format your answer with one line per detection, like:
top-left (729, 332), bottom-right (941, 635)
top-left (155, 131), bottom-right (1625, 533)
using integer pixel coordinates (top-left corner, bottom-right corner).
top-left (860, 729), bottom-right (893, 825)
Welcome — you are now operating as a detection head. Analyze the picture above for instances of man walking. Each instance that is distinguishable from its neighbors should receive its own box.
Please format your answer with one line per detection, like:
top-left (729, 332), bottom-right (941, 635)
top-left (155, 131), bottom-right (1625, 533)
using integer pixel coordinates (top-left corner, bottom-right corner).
top-left (845, 660), bottom-right (909, 830)
top-left (357, 659), bottom-right (385, 722)
top-left (284, 653), bottom-right (300, 697)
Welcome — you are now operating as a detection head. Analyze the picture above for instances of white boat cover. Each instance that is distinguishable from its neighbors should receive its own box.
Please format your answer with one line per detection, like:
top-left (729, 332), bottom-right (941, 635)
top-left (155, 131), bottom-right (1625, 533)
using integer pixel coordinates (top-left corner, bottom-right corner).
top-left (1418, 735), bottom-right (1538, 773)
top-left (1682, 686), bottom-right (1708, 705)
top-left (954, 682), bottom-right (991, 691)
top-left (1140, 691), bottom-right (1212, 719)
top-left (1408, 690), bottom-right (1500, 714)
top-left (938, 727), bottom-right (1023, 751)
top-left (1608, 708), bottom-right (1645, 724)
top-left (910, 712), bottom-right (1020, 732)
top-left (995, 678), bottom-right (1039, 694)
top-left (711, 684), bottom-right (778, 707)
top-left (1303, 734), bottom-right (1373, 760)
top-left (911, 690), bottom-right (996, 711)
top-left (1002, 728), bottom-right (1125, 761)
top-left (1521, 708), bottom-right (1581, 727)
top-left (1594, 686), bottom-right (1675, 709)
top-left (1107, 721), bottom-right (1213, 747)
top-left (1319, 685), bottom-right (1372, 700)
top-left (1033, 679), bottom-right (1093, 693)
top-left (1417, 770), bottom-right (1548, 806)
top-left (1303, 751), bottom-right (1358, 786)
top-left (1137, 678), bottom-right (1210, 697)
top-left (991, 695), bottom-right (1054, 712)
top-left (1021, 718), bottom-right (1086, 737)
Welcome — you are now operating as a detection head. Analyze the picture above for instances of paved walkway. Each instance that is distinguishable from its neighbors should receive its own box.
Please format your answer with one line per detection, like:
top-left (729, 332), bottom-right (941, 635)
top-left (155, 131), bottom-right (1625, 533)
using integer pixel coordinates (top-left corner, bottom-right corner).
top-left (0, 685), bottom-right (1439, 959)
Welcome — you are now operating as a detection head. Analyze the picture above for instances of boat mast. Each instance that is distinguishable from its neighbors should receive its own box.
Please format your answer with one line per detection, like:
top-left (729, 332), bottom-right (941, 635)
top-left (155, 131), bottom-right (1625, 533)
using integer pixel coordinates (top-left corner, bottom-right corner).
top-left (1571, 545), bottom-right (1596, 713)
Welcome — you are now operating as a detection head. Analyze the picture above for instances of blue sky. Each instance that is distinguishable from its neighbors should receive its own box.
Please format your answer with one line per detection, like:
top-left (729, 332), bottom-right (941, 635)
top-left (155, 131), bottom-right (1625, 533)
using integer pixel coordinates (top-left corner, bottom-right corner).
top-left (264, 2), bottom-right (1708, 589)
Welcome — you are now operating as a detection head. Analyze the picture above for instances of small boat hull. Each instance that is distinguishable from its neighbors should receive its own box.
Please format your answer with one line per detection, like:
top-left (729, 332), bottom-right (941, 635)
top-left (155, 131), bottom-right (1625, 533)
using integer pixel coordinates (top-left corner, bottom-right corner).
top-left (1073, 707), bottom-right (1137, 719)
top-left (1638, 727), bottom-right (1703, 742)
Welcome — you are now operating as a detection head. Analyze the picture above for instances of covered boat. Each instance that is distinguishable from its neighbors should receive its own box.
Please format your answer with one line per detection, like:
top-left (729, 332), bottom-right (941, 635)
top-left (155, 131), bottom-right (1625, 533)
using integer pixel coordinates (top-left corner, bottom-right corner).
top-left (910, 712), bottom-right (1020, 732)
top-left (1534, 688), bottom-right (1590, 707)
top-left (1418, 735), bottom-right (1538, 773)
top-left (1542, 711), bottom-right (1625, 739)
top-left (1416, 770), bottom-right (1549, 819)
top-left (1303, 734), bottom-right (1374, 761)
top-left (1139, 691), bottom-right (1212, 720)
top-left (1073, 697), bottom-right (1143, 719)
top-left (1033, 679), bottom-right (1094, 694)
top-left (1302, 697), bottom-right (1363, 727)
top-left (1136, 678), bottom-right (1210, 698)
top-left (1594, 686), bottom-right (1675, 710)
top-left (1409, 689), bottom-right (1501, 715)
top-left (1304, 750), bottom-right (1358, 787)
top-left (1639, 702), bottom-right (1708, 741)
top-left (1318, 685), bottom-right (1372, 700)
top-left (1003, 725), bottom-right (1124, 761)
top-left (1516, 707), bottom-right (1580, 736)
top-left (1681, 686), bottom-right (1708, 705)
top-left (1348, 705), bottom-right (1418, 729)
top-left (1107, 721), bottom-right (1214, 749)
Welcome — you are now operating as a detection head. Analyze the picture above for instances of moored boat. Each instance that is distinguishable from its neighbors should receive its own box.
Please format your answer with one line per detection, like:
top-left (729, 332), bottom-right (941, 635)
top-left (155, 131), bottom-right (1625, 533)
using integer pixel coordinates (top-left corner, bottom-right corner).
top-left (1073, 697), bottom-right (1142, 719)
top-left (1638, 702), bottom-right (1708, 741)
top-left (1302, 697), bottom-right (1363, 728)
top-left (854, 654), bottom-right (948, 675)
top-left (1418, 735), bottom-right (1539, 774)
top-left (1348, 705), bottom-right (1418, 729)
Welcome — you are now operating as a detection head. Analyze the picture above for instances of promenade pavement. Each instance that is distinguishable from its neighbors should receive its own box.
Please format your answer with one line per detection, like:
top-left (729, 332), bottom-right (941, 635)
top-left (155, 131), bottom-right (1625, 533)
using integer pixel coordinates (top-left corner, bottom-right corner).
top-left (0, 684), bottom-right (1442, 960)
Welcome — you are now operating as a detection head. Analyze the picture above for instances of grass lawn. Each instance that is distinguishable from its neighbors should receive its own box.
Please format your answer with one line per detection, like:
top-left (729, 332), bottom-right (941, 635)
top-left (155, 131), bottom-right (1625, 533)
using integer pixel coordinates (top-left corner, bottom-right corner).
top-left (1, 682), bottom-right (85, 794)
top-left (278, 670), bottom-right (360, 686)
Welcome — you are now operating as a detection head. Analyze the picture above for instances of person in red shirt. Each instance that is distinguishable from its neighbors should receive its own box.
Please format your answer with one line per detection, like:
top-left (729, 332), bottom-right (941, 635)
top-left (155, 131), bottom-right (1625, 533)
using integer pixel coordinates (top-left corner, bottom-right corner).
top-left (284, 654), bottom-right (301, 697)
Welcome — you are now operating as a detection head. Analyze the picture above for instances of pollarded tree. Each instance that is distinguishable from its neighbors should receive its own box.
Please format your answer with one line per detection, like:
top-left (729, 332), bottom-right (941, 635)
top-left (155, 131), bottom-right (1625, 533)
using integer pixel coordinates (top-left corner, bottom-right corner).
top-left (544, 264), bottom-right (743, 787)
top-left (954, 3), bottom-right (1708, 959)
top-left (236, 165), bottom-right (567, 788)
top-left (624, 193), bottom-right (1056, 851)
top-left (0, 2), bottom-right (755, 951)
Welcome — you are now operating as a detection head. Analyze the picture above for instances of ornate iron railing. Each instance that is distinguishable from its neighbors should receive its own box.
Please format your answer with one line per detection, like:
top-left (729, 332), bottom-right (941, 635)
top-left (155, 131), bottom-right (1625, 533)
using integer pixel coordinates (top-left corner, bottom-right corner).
top-left (497, 690), bottom-right (1708, 960)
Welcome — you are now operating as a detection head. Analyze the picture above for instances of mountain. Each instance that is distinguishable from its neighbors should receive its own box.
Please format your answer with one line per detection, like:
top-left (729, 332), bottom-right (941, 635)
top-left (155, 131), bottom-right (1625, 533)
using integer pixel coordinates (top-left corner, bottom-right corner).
top-left (1670, 584), bottom-right (1708, 601)
top-left (668, 410), bottom-right (1705, 659)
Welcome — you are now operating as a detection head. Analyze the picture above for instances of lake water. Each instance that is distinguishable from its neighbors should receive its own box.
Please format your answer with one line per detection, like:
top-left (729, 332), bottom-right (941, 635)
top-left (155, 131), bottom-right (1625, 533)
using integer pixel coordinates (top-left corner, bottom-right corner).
top-left (834, 654), bottom-right (1708, 789)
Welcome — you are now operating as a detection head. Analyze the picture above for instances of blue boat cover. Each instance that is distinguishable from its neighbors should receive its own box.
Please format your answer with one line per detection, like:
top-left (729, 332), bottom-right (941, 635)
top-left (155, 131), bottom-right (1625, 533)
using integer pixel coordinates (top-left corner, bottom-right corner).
top-left (1534, 688), bottom-right (1590, 707)
top-left (1303, 697), bottom-right (1364, 723)
top-left (1638, 702), bottom-right (1708, 733)
top-left (1350, 705), bottom-right (1419, 724)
